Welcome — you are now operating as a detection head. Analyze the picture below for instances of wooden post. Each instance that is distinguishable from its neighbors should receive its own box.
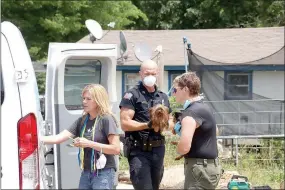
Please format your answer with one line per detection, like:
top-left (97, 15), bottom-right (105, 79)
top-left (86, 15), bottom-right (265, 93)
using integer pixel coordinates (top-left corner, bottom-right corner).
top-left (156, 46), bottom-right (164, 90)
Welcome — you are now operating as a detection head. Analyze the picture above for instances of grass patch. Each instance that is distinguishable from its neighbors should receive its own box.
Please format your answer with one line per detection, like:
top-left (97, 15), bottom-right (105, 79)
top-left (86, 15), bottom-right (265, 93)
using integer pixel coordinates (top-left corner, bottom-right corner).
top-left (221, 160), bottom-right (284, 189)
top-left (119, 136), bottom-right (284, 189)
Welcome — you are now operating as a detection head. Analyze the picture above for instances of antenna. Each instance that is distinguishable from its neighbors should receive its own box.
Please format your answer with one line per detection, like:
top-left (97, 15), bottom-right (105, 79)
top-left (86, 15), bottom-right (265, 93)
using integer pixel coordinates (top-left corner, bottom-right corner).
top-left (134, 42), bottom-right (152, 62)
top-left (85, 19), bottom-right (103, 43)
top-left (183, 36), bottom-right (188, 72)
top-left (120, 31), bottom-right (127, 55)
top-left (117, 31), bottom-right (128, 65)
top-left (101, 21), bottom-right (116, 39)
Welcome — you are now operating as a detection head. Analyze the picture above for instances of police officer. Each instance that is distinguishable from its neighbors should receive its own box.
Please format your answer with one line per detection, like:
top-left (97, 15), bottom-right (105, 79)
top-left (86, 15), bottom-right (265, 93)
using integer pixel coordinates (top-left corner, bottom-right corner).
top-left (119, 59), bottom-right (172, 190)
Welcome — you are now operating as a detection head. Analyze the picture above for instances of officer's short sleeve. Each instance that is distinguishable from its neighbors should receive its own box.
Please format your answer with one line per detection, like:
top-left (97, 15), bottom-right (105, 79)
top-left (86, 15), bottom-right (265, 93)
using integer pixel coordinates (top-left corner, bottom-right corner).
top-left (181, 109), bottom-right (203, 126)
top-left (119, 91), bottom-right (136, 111)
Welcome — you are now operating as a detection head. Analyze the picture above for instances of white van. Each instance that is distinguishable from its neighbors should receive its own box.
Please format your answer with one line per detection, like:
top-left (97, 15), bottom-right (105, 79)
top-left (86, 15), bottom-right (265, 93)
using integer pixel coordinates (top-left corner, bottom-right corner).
top-left (1, 21), bottom-right (118, 189)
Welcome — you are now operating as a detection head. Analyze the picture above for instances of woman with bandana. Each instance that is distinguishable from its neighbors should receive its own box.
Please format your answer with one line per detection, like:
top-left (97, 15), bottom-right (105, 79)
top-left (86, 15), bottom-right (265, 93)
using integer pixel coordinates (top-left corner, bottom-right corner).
top-left (171, 72), bottom-right (222, 189)
top-left (40, 84), bottom-right (120, 189)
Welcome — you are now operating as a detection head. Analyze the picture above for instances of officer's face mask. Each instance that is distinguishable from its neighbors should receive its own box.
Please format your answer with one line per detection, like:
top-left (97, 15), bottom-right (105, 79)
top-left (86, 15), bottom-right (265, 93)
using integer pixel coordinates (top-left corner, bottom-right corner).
top-left (143, 75), bottom-right (156, 87)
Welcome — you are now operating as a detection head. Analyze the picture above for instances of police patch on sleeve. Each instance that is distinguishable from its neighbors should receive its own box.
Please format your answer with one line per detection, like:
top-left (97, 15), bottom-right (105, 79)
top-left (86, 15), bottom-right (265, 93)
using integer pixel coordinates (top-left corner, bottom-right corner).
top-left (123, 92), bottom-right (133, 100)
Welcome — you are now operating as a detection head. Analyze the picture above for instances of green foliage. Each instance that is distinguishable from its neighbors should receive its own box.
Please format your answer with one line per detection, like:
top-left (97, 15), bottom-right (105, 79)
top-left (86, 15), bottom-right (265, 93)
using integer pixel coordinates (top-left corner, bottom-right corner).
top-left (131, 0), bottom-right (285, 29)
top-left (1, 0), bottom-right (147, 61)
top-left (2, 0), bottom-right (284, 95)
top-left (2, 0), bottom-right (283, 61)
top-left (260, 139), bottom-right (285, 165)
top-left (35, 72), bottom-right (46, 95)
top-left (169, 96), bottom-right (183, 114)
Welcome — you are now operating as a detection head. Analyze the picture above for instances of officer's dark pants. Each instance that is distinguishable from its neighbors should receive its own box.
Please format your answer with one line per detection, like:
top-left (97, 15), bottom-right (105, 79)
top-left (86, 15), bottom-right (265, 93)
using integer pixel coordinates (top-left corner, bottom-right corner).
top-left (128, 145), bottom-right (165, 190)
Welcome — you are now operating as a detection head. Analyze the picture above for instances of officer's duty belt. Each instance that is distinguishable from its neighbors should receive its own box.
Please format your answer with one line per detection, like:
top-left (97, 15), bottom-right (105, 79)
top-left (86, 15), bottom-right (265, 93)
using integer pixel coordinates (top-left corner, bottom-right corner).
top-left (185, 157), bottom-right (219, 166)
top-left (132, 139), bottom-right (165, 151)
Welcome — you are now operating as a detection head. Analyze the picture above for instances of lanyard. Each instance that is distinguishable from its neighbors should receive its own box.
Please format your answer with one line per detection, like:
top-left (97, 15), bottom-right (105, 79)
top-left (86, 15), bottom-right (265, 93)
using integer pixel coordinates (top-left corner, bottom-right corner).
top-left (78, 115), bottom-right (99, 171)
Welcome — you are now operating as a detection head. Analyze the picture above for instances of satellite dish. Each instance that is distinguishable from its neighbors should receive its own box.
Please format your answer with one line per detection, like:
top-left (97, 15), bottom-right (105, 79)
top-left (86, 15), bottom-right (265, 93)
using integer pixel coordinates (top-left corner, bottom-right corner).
top-left (134, 42), bottom-right (152, 62)
top-left (85, 19), bottom-right (103, 42)
top-left (120, 31), bottom-right (127, 55)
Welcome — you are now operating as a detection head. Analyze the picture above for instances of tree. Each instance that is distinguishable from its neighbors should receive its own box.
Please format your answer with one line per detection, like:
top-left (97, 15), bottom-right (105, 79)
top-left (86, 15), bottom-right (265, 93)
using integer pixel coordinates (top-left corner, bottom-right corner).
top-left (1, 0), bottom-right (147, 61)
top-left (131, 0), bottom-right (285, 29)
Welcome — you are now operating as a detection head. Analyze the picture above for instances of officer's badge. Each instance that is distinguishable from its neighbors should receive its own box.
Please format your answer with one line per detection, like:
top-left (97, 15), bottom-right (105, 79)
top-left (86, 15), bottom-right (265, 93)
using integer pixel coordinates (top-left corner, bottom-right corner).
top-left (123, 92), bottom-right (133, 100)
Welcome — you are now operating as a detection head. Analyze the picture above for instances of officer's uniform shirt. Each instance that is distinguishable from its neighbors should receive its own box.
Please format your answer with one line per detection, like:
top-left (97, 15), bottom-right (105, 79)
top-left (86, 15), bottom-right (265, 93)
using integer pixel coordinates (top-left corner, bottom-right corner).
top-left (119, 81), bottom-right (171, 140)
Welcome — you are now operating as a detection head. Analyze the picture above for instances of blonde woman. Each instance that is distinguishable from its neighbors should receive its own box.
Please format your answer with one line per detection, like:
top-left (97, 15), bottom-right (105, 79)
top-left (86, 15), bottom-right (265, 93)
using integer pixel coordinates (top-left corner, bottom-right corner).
top-left (40, 84), bottom-right (120, 189)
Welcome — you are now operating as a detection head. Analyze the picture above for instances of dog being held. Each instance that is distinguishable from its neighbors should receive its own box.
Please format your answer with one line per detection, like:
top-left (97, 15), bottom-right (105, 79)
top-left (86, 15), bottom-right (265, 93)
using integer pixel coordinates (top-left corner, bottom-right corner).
top-left (149, 104), bottom-right (169, 133)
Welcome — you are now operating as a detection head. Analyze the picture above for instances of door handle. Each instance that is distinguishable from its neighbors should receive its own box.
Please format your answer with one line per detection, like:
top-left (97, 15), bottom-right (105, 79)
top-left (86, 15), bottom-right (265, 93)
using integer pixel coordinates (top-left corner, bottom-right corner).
top-left (44, 168), bottom-right (53, 188)
top-left (44, 148), bottom-right (54, 166)
top-left (42, 121), bottom-right (52, 135)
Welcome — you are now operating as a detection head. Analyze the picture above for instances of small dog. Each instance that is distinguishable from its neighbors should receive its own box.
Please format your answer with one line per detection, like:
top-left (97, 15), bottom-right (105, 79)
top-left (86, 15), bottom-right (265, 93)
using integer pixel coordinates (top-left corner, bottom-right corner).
top-left (149, 104), bottom-right (169, 133)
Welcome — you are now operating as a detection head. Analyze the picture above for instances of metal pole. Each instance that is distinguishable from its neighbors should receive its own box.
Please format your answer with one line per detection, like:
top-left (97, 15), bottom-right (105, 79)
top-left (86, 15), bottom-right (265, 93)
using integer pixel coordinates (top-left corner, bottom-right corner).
top-left (231, 138), bottom-right (234, 158)
top-left (269, 138), bottom-right (272, 165)
top-left (156, 52), bottom-right (164, 90)
top-left (183, 37), bottom-right (188, 72)
top-left (238, 101), bottom-right (241, 135)
top-left (235, 137), bottom-right (239, 167)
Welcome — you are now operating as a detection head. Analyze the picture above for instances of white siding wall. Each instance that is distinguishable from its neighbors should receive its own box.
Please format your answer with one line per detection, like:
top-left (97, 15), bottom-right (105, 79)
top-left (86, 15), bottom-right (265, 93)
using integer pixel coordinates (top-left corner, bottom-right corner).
top-left (163, 71), bottom-right (169, 93)
top-left (116, 71), bottom-right (122, 100)
top-left (253, 71), bottom-right (284, 99)
top-left (112, 71), bottom-right (122, 118)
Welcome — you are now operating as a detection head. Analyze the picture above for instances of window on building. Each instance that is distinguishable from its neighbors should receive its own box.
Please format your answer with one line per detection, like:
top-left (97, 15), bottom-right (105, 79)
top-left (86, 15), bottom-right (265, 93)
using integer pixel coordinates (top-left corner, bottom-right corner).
top-left (224, 71), bottom-right (252, 100)
top-left (168, 71), bottom-right (185, 93)
top-left (64, 59), bottom-right (101, 110)
top-left (124, 72), bottom-right (140, 93)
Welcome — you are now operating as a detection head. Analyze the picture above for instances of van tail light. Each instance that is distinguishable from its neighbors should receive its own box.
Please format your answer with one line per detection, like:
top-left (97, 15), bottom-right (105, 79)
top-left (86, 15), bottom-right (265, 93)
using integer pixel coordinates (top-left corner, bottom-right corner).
top-left (17, 113), bottom-right (40, 189)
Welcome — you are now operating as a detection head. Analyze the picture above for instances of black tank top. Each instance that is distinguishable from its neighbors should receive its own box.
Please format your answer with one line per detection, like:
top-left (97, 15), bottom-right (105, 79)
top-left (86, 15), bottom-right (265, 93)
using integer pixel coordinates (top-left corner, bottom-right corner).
top-left (182, 101), bottom-right (218, 159)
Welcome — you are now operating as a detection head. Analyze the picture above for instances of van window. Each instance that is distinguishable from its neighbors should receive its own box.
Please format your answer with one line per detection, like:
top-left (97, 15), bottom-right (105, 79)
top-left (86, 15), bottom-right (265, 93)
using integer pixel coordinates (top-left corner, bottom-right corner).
top-left (64, 59), bottom-right (101, 110)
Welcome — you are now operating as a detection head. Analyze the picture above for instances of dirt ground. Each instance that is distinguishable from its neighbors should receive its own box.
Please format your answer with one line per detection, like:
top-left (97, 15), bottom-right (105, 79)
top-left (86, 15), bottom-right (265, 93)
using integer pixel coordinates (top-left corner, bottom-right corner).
top-left (117, 164), bottom-right (239, 189)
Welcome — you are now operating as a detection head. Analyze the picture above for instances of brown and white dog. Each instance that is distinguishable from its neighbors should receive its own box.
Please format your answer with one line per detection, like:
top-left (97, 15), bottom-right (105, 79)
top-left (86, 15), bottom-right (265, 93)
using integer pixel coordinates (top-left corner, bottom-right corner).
top-left (149, 104), bottom-right (169, 133)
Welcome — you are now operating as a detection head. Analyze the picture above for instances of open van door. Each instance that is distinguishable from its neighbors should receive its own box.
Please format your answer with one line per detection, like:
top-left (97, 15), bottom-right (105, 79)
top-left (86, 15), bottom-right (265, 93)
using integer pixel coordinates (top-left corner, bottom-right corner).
top-left (43, 43), bottom-right (117, 189)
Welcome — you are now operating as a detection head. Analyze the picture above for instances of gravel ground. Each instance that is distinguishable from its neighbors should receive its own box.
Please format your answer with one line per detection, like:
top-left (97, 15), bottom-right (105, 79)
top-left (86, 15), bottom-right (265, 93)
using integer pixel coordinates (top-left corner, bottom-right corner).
top-left (118, 165), bottom-right (239, 189)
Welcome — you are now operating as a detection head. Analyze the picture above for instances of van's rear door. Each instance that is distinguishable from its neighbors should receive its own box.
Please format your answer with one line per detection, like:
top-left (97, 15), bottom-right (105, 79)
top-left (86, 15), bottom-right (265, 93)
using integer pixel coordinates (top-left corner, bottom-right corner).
top-left (1, 21), bottom-right (47, 189)
top-left (44, 43), bottom-right (117, 189)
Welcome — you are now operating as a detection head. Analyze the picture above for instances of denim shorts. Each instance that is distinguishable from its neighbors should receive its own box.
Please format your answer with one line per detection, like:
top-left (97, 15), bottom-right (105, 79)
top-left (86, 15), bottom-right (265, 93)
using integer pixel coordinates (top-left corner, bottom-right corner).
top-left (79, 168), bottom-right (115, 189)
